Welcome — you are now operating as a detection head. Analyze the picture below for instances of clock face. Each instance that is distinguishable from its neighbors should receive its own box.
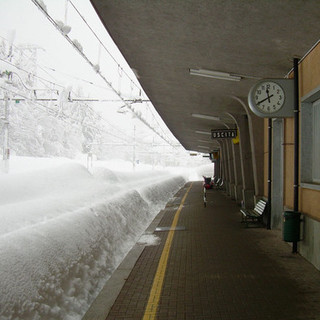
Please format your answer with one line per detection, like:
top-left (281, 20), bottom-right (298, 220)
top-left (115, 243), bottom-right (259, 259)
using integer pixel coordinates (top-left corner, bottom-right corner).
top-left (254, 81), bottom-right (285, 113)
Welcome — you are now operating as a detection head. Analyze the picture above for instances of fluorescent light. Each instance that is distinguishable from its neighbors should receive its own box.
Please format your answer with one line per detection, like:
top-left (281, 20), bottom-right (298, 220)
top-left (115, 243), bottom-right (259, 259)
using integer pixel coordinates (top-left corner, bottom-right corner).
top-left (192, 113), bottom-right (220, 121)
top-left (198, 145), bottom-right (210, 149)
top-left (195, 130), bottom-right (211, 135)
top-left (189, 68), bottom-right (241, 81)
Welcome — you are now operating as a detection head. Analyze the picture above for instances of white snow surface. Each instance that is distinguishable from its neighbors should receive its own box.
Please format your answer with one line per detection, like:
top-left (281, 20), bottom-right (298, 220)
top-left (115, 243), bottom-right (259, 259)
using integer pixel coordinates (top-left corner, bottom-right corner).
top-left (0, 157), bottom-right (212, 320)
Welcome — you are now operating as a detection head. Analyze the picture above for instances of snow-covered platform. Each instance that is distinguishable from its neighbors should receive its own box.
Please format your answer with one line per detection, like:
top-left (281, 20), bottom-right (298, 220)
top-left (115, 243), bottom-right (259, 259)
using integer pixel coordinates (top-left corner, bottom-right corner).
top-left (85, 182), bottom-right (320, 320)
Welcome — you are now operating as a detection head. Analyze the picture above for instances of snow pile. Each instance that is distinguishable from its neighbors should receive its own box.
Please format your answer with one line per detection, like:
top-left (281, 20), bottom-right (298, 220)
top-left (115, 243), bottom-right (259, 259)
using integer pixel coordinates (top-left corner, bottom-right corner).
top-left (0, 160), bottom-right (187, 320)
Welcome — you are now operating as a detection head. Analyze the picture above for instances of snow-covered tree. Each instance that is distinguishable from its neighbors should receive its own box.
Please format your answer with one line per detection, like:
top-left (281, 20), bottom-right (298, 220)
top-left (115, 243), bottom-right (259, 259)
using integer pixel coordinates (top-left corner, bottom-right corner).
top-left (0, 40), bottom-right (104, 159)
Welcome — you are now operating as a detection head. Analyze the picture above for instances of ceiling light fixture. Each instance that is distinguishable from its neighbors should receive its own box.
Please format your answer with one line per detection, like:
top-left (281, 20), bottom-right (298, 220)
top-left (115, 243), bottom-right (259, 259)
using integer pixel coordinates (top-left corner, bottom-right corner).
top-left (189, 68), bottom-right (242, 81)
top-left (192, 113), bottom-right (221, 121)
top-left (197, 145), bottom-right (210, 149)
top-left (195, 130), bottom-right (211, 135)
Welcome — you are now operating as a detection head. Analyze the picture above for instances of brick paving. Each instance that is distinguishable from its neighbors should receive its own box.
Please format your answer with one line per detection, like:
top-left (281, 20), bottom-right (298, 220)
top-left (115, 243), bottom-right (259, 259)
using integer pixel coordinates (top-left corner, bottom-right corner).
top-left (105, 182), bottom-right (320, 320)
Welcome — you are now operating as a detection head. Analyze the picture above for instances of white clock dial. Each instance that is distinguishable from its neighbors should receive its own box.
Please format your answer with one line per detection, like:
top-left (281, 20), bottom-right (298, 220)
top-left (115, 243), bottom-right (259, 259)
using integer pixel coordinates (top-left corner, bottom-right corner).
top-left (254, 82), bottom-right (285, 113)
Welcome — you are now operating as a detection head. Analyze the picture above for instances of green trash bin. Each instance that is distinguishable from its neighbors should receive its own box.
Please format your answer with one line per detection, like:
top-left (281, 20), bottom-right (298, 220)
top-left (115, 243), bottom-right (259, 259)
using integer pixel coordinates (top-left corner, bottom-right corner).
top-left (283, 211), bottom-right (300, 242)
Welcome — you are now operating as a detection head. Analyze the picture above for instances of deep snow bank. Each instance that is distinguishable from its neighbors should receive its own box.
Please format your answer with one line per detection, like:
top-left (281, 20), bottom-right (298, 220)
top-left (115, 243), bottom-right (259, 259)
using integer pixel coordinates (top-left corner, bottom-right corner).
top-left (0, 163), bottom-right (186, 320)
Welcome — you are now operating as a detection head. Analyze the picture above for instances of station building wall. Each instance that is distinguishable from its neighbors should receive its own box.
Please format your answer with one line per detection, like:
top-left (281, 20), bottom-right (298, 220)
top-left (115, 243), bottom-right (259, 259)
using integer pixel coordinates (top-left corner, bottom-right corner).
top-left (264, 41), bottom-right (320, 270)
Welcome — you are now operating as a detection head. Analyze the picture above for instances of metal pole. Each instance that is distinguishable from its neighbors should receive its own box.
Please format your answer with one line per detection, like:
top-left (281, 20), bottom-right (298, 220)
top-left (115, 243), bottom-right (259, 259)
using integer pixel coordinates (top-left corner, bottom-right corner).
top-left (293, 58), bottom-right (300, 253)
top-left (2, 94), bottom-right (10, 173)
top-left (267, 118), bottom-right (272, 229)
top-left (133, 125), bottom-right (136, 170)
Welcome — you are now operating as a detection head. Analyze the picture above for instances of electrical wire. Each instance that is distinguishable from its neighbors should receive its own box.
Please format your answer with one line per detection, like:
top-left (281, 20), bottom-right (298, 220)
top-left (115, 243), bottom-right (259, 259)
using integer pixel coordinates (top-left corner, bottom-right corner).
top-left (0, 85), bottom-right (154, 151)
top-left (68, 0), bottom-right (140, 91)
top-left (0, 74), bottom-right (137, 144)
top-left (1, 2), bottom-right (177, 150)
top-left (1, 17), bottom-right (174, 146)
top-left (0, 56), bottom-right (63, 90)
top-left (30, 0), bottom-right (176, 147)
top-left (0, 54), bottom-right (135, 141)
top-left (0, 36), bottom-right (115, 97)
top-left (68, 0), bottom-right (176, 145)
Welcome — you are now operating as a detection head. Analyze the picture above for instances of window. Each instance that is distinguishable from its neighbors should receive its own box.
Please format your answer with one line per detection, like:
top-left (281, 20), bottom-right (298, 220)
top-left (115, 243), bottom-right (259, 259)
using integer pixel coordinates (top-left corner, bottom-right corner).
top-left (312, 100), bottom-right (320, 183)
top-left (301, 89), bottom-right (320, 189)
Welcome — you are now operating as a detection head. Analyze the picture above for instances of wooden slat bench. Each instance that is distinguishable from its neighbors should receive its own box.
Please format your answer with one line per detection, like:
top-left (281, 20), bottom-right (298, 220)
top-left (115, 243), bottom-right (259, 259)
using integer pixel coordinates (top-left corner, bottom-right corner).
top-left (240, 199), bottom-right (267, 227)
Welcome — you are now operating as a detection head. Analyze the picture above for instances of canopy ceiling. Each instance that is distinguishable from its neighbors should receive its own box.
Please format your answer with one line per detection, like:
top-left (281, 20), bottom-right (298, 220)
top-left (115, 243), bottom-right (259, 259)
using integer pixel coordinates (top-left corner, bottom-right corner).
top-left (90, 0), bottom-right (320, 152)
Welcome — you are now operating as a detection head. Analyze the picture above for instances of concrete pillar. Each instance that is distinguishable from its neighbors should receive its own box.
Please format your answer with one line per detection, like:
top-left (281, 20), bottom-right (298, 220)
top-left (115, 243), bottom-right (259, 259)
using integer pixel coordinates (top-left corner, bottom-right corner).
top-left (227, 114), bottom-right (255, 209)
top-left (248, 113), bottom-right (265, 199)
top-left (238, 115), bottom-right (255, 208)
top-left (219, 140), bottom-right (228, 190)
top-left (271, 119), bottom-right (284, 229)
top-left (226, 139), bottom-right (236, 199)
top-left (232, 141), bottom-right (243, 204)
top-left (214, 154), bottom-right (221, 178)
top-left (229, 97), bottom-right (265, 206)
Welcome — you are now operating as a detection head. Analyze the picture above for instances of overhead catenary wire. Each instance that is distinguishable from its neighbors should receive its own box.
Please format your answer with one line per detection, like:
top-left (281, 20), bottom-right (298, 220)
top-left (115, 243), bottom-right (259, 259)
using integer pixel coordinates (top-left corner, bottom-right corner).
top-left (0, 56), bottom-right (142, 105)
top-left (30, 0), bottom-right (176, 147)
top-left (0, 57), bottom-right (140, 141)
top-left (68, 0), bottom-right (140, 92)
top-left (0, 56), bottom-right (63, 90)
top-left (0, 34), bottom-right (114, 93)
top-left (0, 10), bottom-right (175, 148)
top-left (0, 85), bottom-right (123, 142)
top-left (0, 47), bottom-right (114, 96)
top-left (0, 81), bottom-right (138, 145)
top-left (0, 35), bottom-right (62, 85)
top-left (0, 85), bottom-right (156, 151)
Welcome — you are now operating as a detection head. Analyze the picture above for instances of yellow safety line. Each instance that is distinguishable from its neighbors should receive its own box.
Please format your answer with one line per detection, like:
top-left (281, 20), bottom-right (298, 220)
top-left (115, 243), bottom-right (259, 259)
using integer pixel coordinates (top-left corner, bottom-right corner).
top-left (143, 182), bottom-right (193, 320)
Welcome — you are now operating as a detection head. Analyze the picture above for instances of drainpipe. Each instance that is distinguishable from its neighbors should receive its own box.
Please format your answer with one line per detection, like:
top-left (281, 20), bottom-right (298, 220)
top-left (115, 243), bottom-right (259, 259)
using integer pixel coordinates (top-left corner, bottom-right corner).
top-left (267, 118), bottom-right (272, 230)
top-left (293, 58), bottom-right (300, 253)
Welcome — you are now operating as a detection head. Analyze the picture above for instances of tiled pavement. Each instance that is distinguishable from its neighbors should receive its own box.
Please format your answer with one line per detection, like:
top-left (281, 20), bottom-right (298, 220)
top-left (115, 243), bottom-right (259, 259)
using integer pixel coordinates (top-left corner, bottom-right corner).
top-left (85, 181), bottom-right (320, 320)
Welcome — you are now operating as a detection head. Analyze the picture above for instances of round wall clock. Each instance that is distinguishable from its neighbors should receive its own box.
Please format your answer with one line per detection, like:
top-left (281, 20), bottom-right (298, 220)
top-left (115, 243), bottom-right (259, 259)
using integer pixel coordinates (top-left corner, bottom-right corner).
top-left (253, 81), bottom-right (285, 113)
top-left (248, 79), bottom-right (294, 118)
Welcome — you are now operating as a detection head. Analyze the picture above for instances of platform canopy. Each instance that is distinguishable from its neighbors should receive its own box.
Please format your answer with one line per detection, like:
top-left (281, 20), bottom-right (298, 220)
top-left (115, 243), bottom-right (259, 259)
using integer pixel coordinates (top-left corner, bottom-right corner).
top-left (90, 0), bottom-right (320, 153)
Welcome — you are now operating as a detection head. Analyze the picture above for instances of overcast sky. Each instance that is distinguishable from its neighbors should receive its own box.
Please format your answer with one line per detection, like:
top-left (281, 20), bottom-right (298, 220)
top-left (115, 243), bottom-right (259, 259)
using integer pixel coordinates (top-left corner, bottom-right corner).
top-left (0, 0), bottom-right (138, 96)
top-left (0, 0), bottom-right (179, 146)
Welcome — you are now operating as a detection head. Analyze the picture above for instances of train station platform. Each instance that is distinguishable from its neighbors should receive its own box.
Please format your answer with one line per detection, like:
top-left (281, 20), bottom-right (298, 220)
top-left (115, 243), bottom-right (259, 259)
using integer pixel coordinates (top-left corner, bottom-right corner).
top-left (84, 181), bottom-right (320, 320)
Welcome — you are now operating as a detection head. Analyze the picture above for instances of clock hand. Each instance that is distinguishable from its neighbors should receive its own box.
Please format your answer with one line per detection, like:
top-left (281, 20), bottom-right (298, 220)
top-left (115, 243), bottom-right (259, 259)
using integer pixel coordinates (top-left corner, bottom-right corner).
top-left (266, 88), bottom-right (271, 103)
top-left (257, 94), bottom-right (274, 105)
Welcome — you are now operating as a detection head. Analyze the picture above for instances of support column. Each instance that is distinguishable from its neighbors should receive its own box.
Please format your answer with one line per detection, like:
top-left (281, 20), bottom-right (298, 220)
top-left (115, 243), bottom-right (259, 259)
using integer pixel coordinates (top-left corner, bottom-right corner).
top-left (226, 139), bottom-right (236, 199)
top-left (214, 153), bottom-right (221, 178)
top-left (230, 97), bottom-right (265, 204)
top-left (219, 140), bottom-right (228, 190)
top-left (232, 141), bottom-right (243, 204)
top-left (271, 119), bottom-right (284, 229)
top-left (227, 112), bottom-right (255, 208)
top-left (249, 114), bottom-right (265, 200)
top-left (239, 115), bottom-right (255, 208)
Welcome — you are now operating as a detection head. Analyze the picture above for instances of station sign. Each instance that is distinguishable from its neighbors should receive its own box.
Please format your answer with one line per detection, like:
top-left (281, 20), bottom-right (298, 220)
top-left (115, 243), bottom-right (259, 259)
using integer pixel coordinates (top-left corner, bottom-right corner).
top-left (211, 129), bottom-right (237, 139)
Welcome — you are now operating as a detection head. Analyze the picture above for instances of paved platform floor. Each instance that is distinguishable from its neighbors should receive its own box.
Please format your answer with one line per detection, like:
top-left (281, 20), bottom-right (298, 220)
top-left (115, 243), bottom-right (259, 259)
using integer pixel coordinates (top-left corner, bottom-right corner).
top-left (85, 182), bottom-right (320, 320)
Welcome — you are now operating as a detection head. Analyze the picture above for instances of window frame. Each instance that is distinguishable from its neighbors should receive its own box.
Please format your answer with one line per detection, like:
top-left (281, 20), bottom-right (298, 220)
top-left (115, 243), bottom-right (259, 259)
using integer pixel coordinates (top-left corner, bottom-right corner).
top-left (312, 100), bottom-right (320, 183)
top-left (301, 85), bottom-right (320, 190)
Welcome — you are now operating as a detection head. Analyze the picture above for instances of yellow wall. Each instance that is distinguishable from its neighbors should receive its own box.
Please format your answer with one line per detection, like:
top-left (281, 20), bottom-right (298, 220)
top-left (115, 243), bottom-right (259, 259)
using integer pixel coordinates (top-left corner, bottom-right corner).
top-left (301, 188), bottom-right (320, 221)
top-left (300, 44), bottom-right (320, 98)
top-left (283, 118), bottom-right (294, 208)
top-left (263, 118), bottom-right (268, 198)
top-left (299, 43), bottom-right (320, 221)
top-left (265, 43), bottom-right (320, 219)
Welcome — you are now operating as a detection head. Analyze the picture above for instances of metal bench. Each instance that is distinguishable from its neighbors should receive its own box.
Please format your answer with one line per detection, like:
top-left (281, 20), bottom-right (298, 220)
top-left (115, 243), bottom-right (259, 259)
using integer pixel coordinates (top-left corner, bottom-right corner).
top-left (213, 178), bottom-right (224, 190)
top-left (240, 199), bottom-right (267, 227)
top-left (203, 187), bottom-right (207, 207)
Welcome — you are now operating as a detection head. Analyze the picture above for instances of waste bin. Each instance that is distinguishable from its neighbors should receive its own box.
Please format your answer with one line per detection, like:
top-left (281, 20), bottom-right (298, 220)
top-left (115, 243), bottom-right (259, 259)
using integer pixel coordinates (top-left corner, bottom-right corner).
top-left (283, 211), bottom-right (300, 242)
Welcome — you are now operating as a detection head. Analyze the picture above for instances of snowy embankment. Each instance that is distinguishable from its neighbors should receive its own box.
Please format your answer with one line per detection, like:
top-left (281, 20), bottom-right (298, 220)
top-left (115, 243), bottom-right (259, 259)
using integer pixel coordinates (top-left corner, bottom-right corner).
top-left (0, 160), bottom-right (190, 320)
